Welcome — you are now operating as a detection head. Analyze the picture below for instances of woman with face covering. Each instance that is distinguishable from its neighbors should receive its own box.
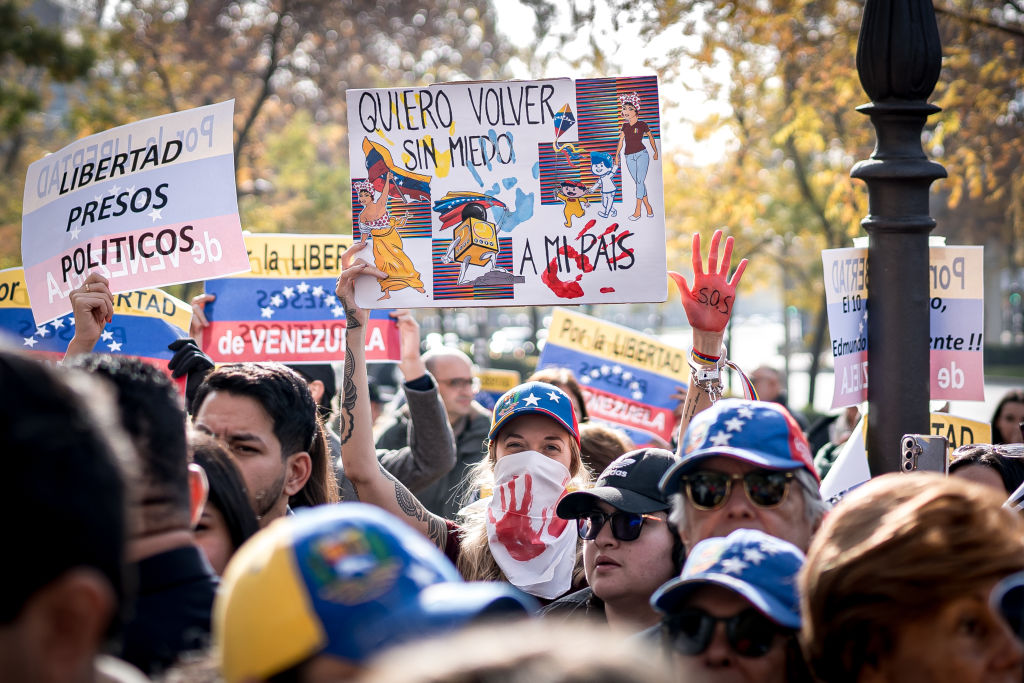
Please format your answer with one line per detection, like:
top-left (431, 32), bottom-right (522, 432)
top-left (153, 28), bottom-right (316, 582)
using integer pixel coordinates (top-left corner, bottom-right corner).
top-left (335, 242), bottom-right (588, 601)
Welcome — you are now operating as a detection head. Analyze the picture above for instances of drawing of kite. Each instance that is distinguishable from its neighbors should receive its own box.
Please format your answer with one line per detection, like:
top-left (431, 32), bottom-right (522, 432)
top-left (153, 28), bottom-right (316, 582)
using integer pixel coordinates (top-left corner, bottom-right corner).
top-left (551, 104), bottom-right (586, 166)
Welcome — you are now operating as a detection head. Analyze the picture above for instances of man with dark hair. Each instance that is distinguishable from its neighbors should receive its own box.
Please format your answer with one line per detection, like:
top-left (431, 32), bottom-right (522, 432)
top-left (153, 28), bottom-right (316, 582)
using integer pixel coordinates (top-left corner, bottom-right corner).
top-left (192, 362), bottom-right (338, 523)
top-left (0, 348), bottom-right (137, 682)
top-left (67, 353), bottom-right (216, 676)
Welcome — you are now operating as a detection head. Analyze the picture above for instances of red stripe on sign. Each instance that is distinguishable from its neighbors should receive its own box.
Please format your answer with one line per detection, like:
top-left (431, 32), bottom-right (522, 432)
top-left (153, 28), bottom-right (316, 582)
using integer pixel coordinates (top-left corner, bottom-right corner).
top-left (202, 318), bottom-right (400, 364)
top-left (580, 384), bottom-right (675, 442)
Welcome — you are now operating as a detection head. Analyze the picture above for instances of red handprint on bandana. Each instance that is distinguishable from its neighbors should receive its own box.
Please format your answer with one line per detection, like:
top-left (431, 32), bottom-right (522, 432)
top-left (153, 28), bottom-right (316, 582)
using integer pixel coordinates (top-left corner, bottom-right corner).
top-left (488, 473), bottom-right (566, 561)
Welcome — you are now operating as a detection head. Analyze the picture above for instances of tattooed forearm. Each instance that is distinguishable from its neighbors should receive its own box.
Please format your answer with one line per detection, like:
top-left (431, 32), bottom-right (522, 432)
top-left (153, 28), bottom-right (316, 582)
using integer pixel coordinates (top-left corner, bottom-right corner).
top-left (339, 338), bottom-right (358, 446)
top-left (380, 463), bottom-right (448, 550)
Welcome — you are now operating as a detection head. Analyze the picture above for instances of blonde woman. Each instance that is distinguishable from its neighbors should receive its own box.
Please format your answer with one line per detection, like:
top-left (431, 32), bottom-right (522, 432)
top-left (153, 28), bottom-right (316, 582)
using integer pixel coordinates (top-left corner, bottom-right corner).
top-left (334, 240), bottom-right (587, 600)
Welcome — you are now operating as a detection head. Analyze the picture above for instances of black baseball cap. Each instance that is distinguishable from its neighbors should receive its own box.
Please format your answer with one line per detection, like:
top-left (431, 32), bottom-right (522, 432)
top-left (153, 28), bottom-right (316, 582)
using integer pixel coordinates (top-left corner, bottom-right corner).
top-left (557, 448), bottom-right (676, 518)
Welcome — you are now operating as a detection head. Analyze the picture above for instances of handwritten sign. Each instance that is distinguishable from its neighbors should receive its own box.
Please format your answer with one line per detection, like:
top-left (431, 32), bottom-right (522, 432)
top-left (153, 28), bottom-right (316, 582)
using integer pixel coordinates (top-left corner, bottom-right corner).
top-left (0, 266), bottom-right (190, 369)
top-left (537, 308), bottom-right (685, 445)
top-left (822, 248), bottom-right (869, 409)
top-left (21, 101), bottom-right (250, 324)
top-left (201, 233), bottom-right (400, 364)
top-left (346, 77), bottom-right (667, 309)
top-left (822, 245), bottom-right (984, 407)
top-left (475, 368), bottom-right (522, 410)
top-left (929, 246), bottom-right (984, 400)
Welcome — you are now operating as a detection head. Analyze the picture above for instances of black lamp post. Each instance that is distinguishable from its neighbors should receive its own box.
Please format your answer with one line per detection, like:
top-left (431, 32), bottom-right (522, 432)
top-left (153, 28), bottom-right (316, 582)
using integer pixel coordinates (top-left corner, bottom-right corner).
top-left (851, 0), bottom-right (947, 474)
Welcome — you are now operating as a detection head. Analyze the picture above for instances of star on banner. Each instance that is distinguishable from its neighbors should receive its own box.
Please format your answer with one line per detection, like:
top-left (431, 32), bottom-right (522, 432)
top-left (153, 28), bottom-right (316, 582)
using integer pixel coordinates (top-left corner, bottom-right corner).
top-left (296, 282), bottom-right (310, 294)
top-left (108, 340), bottom-right (122, 352)
top-left (282, 286), bottom-right (295, 299)
top-left (108, 184), bottom-right (121, 196)
top-left (331, 305), bottom-right (345, 318)
top-left (23, 337), bottom-right (37, 348)
top-left (51, 317), bottom-right (65, 329)
top-left (69, 225), bottom-right (83, 241)
top-left (35, 325), bottom-right (49, 337)
top-left (270, 295), bottom-right (283, 307)
top-left (522, 393), bottom-right (540, 407)
top-left (100, 330), bottom-right (114, 341)
top-left (261, 306), bottom-right (274, 319)
top-left (311, 286), bottom-right (325, 297)
top-left (148, 208), bottom-right (163, 222)
top-left (709, 432), bottom-right (733, 447)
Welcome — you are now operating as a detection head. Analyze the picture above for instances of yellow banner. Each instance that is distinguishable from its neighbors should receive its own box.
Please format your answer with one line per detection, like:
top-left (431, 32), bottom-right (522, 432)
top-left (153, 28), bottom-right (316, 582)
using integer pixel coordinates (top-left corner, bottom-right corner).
top-left (929, 412), bottom-right (992, 455)
top-left (238, 233), bottom-right (353, 278)
top-left (0, 267), bottom-right (32, 308)
top-left (546, 308), bottom-right (689, 382)
top-left (477, 368), bottom-right (521, 394)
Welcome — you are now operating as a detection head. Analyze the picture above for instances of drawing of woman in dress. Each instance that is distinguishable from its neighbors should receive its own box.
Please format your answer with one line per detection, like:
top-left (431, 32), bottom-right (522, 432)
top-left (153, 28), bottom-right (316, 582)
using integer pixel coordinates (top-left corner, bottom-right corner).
top-left (356, 172), bottom-right (425, 301)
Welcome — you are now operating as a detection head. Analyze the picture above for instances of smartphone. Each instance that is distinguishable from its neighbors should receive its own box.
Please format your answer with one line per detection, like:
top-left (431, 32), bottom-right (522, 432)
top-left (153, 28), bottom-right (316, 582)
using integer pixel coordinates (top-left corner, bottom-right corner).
top-left (900, 434), bottom-right (949, 474)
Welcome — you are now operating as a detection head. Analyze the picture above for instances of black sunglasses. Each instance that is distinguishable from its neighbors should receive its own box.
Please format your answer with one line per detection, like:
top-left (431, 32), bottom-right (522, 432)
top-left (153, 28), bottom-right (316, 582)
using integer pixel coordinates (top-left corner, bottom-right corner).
top-left (663, 607), bottom-right (782, 658)
top-left (576, 510), bottom-right (665, 542)
top-left (680, 470), bottom-right (795, 511)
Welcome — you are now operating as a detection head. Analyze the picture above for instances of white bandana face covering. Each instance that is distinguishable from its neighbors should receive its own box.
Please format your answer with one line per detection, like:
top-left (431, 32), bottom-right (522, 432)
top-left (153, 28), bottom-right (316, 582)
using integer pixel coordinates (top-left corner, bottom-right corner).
top-left (486, 450), bottom-right (577, 599)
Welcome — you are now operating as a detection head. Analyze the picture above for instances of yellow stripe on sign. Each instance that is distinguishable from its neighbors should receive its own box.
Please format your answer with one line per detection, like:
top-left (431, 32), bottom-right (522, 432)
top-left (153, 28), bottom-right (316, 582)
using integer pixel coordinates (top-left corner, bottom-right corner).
top-left (0, 267), bottom-right (32, 308)
top-left (110, 289), bottom-right (192, 330)
top-left (478, 368), bottom-right (521, 394)
top-left (236, 233), bottom-right (354, 279)
top-left (929, 246), bottom-right (983, 300)
top-left (546, 308), bottom-right (690, 383)
top-left (929, 412), bottom-right (992, 456)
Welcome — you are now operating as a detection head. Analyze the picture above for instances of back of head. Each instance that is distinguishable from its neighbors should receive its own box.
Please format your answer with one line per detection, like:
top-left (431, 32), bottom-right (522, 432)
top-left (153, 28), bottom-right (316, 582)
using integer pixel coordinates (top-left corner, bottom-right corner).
top-left (214, 503), bottom-right (534, 682)
top-left (949, 443), bottom-right (1024, 495)
top-left (800, 472), bottom-right (1024, 683)
top-left (0, 350), bottom-right (134, 628)
top-left (578, 421), bottom-right (633, 474)
top-left (285, 363), bottom-right (337, 417)
top-left (67, 354), bottom-right (190, 528)
top-left (360, 619), bottom-right (676, 683)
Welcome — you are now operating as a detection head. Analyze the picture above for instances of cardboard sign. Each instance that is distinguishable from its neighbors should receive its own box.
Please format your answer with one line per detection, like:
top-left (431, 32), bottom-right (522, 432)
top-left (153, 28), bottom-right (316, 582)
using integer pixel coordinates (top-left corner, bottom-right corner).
top-left (201, 233), bottom-right (400, 364)
top-left (21, 101), bottom-right (250, 324)
top-left (822, 245), bottom-right (985, 407)
top-left (346, 77), bottom-right (667, 309)
top-left (537, 307), bottom-right (686, 445)
top-left (0, 266), bottom-right (190, 369)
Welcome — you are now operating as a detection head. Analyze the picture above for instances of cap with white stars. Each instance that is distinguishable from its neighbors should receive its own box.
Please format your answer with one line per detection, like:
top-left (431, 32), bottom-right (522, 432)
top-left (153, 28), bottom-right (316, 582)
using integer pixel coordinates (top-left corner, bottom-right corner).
top-left (488, 380), bottom-right (579, 446)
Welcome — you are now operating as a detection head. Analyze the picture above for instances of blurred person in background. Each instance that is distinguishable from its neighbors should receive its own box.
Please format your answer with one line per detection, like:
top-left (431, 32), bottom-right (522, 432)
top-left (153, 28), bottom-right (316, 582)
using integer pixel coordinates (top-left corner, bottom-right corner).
top-left (991, 389), bottom-right (1024, 445)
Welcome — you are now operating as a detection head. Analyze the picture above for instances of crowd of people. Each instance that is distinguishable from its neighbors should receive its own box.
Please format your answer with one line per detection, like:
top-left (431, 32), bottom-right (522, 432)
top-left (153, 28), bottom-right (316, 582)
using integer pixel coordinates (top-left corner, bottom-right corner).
top-left (3, 229), bottom-right (1024, 683)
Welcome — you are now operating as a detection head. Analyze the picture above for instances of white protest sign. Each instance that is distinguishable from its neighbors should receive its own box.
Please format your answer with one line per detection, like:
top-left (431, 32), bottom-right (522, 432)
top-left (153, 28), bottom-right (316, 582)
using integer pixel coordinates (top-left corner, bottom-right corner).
top-left (345, 77), bottom-right (667, 308)
top-left (21, 101), bottom-right (251, 324)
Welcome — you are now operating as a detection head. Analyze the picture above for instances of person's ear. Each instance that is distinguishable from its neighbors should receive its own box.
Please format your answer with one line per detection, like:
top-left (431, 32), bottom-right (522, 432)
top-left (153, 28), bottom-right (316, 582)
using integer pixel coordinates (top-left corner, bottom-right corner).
top-left (24, 569), bottom-right (115, 683)
top-left (308, 380), bottom-right (325, 405)
top-left (284, 452), bottom-right (313, 496)
top-left (188, 463), bottom-right (209, 529)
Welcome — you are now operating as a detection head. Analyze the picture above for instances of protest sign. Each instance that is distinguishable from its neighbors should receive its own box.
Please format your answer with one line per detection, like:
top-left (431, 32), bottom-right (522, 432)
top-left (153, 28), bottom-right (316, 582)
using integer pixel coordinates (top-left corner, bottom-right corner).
top-left (475, 368), bottom-right (522, 410)
top-left (346, 77), bottom-right (667, 309)
top-left (0, 266), bottom-right (190, 369)
top-left (22, 101), bottom-right (250, 324)
top-left (537, 307), bottom-right (686, 446)
top-left (928, 412), bottom-right (991, 453)
top-left (822, 245), bottom-right (985, 407)
top-left (201, 233), bottom-right (400, 364)
top-left (928, 246), bottom-right (984, 400)
top-left (822, 248), bottom-right (868, 409)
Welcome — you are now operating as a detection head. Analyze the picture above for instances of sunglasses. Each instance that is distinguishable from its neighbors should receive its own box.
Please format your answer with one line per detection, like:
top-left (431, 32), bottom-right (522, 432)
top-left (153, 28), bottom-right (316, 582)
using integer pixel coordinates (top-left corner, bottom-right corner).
top-left (680, 470), bottom-right (795, 511)
top-left (576, 510), bottom-right (665, 542)
top-left (664, 607), bottom-right (782, 658)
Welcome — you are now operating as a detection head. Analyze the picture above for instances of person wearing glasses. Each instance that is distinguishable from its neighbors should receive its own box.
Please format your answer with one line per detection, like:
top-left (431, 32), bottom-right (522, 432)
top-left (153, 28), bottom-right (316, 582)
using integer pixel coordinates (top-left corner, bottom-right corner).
top-left (650, 528), bottom-right (813, 683)
top-left (376, 344), bottom-right (491, 518)
top-left (541, 448), bottom-right (682, 630)
top-left (660, 398), bottom-right (827, 553)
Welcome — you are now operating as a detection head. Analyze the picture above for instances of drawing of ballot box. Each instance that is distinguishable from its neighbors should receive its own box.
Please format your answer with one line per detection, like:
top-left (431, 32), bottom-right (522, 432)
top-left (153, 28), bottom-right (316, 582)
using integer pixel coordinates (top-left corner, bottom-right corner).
top-left (452, 218), bottom-right (499, 266)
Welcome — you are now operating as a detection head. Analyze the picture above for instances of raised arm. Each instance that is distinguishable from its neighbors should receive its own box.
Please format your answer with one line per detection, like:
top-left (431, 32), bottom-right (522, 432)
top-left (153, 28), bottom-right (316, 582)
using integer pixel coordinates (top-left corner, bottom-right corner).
top-left (335, 244), bottom-right (448, 550)
top-left (668, 230), bottom-right (748, 454)
top-left (377, 309), bottom-right (457, 490)
top-left (374, 172), bottom-right (393, 212)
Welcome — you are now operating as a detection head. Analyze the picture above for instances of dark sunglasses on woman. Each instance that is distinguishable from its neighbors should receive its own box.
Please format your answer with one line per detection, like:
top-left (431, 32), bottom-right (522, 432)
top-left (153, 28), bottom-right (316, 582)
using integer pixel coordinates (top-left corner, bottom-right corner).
top-left (663, 607), bottom-right (783, 657)
top-left (576, 509), bottom-right (665, 541)
top-left (679, 469), bottom-right (795, 510)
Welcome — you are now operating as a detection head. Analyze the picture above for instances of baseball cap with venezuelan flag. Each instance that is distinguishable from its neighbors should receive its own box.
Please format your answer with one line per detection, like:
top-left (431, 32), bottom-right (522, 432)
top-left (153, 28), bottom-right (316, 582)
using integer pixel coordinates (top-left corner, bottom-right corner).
top-left (214, 503), bottom-right (535, 682)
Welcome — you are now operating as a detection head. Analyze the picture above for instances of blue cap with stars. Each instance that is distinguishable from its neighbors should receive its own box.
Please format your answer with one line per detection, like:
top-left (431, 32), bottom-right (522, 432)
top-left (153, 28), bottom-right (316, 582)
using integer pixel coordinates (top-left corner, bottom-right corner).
top-left (488, 381), bottom-right (580, 446)
top-left (651, 528), bottom-right (805, 629)
top-left (660, 399), bottom-right (819, 496)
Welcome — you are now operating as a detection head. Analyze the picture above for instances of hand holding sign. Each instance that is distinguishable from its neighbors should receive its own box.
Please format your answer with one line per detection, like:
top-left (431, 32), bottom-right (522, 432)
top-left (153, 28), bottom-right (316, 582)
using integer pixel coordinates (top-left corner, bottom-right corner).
top-left (65, 273), bottom-right (114, 358)
top-left (335, 239), bottom-right (386, 329)
top-left (669, 230), bottom-right (747, 333)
